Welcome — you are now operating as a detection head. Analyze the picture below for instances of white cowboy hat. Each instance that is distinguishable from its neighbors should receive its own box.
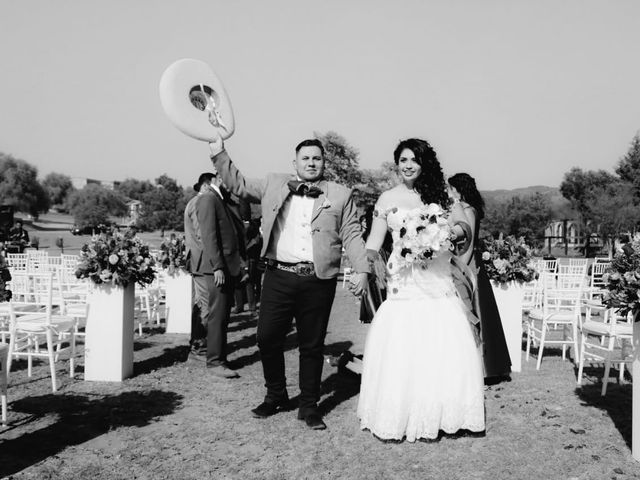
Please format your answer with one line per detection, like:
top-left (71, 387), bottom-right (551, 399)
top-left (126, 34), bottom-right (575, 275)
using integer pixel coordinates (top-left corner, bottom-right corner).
top-left (159, 58), bottom-right (235, 141)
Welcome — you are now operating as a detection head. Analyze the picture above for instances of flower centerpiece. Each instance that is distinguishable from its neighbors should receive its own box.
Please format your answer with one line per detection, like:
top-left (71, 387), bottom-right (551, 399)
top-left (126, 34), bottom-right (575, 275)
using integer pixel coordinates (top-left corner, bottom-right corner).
top-left (481, 234), bottom-right (537, 373)
top-left (602, 233), bottom-right (640, 318)
top-left (158, 234), bottom-right (187, 276)
top-left (75, 228), bottom-right (156, 382)
top-left (386, 203), bottom-right (452, 275)
top-left (75, 228), bottom-right (156, 287)
top-left (158, 234), bottom-right (192, 334)
top-left (480, 235), bottom-right (538, 284)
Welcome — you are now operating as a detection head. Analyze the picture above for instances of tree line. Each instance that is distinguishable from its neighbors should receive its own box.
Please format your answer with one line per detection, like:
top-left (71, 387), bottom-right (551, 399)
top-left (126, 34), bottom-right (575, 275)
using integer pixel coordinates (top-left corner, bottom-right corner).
top-left (1, 130), bottom-right (639, 248)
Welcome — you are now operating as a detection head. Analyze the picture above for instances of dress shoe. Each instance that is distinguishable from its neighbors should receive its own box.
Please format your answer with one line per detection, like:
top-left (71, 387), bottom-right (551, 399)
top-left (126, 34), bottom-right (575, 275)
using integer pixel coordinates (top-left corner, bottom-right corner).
top-left (301, 413), bottom-right (327, 430)
top-left (208, 364), bottom-right (239, 378)
top-left (251, 400), bottom-right (290, 418)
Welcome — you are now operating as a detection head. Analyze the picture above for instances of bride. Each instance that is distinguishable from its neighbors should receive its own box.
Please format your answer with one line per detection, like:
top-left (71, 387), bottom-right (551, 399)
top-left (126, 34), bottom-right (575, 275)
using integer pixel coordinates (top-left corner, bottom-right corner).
top-left (357, 138), bottom-right (485, 442)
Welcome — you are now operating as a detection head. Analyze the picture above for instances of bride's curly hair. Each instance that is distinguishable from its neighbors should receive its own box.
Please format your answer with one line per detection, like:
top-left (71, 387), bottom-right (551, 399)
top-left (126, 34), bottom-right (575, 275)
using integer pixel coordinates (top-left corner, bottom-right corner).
top-left (393, 138), bottom-right (448, 208)
top-left (447, 173), bottom-right (485, 220)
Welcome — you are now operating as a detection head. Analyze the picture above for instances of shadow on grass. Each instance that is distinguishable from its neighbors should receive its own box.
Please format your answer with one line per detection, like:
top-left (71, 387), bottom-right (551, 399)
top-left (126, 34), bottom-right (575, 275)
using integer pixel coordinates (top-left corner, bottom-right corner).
top-left (0, 390), bottom-right (182, 477)
top-left (576, 381), bottom-right (632, 448)
top-left (133, 345), bottom-right (190, 376)
top-left (228, 314), bottom-right (258, 333)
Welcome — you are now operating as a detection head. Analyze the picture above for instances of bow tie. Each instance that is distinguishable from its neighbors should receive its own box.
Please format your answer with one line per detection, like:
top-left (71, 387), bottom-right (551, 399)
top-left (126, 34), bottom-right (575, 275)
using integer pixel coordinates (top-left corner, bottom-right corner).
top-left (288, 180), bottom-right (323, 198)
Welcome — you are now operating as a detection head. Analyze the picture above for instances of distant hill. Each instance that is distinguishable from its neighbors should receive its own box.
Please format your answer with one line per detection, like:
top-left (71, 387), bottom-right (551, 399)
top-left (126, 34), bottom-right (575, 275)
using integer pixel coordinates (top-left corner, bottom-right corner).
top-left (481, 185), bottom-right (574, 218)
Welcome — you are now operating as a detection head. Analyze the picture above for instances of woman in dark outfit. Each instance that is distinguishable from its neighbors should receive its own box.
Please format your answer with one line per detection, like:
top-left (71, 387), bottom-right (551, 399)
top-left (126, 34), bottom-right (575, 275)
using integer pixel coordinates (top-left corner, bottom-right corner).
top-left (448, 173), bottom-right (511, 380)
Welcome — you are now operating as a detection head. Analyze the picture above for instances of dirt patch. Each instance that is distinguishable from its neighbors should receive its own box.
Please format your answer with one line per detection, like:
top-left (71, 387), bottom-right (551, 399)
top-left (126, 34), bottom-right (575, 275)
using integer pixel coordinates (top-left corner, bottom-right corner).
top-left (1, 287), bottom-right (640, 479)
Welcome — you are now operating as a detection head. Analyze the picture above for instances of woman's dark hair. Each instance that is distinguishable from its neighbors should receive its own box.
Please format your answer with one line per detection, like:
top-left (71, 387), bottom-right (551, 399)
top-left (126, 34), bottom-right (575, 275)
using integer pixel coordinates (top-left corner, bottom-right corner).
top-left (393, 138), bottom-right (448, 208)
top-left (447, 172), bottom-right (485, 220)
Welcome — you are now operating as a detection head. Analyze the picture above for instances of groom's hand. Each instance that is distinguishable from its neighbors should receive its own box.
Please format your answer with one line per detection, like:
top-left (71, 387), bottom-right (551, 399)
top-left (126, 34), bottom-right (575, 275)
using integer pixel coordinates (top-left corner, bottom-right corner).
top-left (208, 132), bottom-right (224, 157)
top-left (348, 272), bottom-right (368, 297)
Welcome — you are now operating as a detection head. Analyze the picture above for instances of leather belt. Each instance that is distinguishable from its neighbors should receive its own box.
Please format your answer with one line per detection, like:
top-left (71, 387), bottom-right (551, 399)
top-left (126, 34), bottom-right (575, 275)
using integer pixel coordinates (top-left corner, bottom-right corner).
top-left (264, 259), bottom-right (316, 276)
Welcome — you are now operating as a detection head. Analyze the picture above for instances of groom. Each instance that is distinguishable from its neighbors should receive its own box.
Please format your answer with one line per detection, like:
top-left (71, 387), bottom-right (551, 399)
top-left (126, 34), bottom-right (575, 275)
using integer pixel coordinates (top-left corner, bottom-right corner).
top-left (208, 135), bottom-right (369, 430)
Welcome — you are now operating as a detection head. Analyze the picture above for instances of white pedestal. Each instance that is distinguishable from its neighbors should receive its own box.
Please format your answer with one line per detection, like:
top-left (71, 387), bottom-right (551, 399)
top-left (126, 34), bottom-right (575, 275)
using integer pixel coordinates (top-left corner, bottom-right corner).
top-left (491, 281), bottom-right (524, 373)
top-left (164, 270), bottom-right (192, 334)
top-left (84, 283), bottom-right (135, 382)
top-left (633, 315), bottom-right (640, 461)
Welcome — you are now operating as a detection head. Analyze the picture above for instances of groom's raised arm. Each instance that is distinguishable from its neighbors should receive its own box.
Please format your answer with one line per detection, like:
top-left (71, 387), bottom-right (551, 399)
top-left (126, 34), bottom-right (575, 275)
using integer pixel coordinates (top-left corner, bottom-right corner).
top-left (209, 147), bottom-right (266, 204)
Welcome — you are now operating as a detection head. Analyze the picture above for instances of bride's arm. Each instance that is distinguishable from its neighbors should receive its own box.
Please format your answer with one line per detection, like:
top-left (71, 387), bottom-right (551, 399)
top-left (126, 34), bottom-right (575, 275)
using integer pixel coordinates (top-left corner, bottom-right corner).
top-left (364, 215), bottom-right (388, 252)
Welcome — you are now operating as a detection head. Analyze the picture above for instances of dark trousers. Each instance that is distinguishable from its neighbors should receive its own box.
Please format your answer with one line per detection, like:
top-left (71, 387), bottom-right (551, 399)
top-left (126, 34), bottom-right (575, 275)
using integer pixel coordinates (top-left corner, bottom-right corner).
top-left (191, 273), bottom-right (235, 367)
top-left (257, 268), bottom-right (337, 415)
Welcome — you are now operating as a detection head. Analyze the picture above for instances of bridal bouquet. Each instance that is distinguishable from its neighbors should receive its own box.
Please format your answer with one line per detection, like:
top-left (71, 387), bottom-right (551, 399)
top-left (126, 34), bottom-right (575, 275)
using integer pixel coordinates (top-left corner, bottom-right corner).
top-left (76, 228), bottom-right (157, 288)
top-left (158, 234), bottom-right (187, 276)
top-left (387, 203), bottom-right (452, 275)
top-left (480, 235), bottom-right (538, 283)
top-left (603, 233), bottom-right (640, 318)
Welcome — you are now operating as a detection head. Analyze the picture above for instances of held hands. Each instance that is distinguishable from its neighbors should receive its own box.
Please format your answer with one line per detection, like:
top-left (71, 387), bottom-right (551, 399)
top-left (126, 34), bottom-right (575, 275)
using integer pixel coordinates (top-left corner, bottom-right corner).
top-left (208, 132), bottom-right (224, 157)
top-left (213, 269), bottom-right (225, 287)
top-left (348, 272), bottom-right (369, 297)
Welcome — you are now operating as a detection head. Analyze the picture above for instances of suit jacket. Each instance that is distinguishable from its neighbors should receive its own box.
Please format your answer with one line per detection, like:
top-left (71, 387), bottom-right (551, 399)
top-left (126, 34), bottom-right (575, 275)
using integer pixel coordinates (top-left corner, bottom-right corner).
top-left (211, 150), bottom-right (369, 279)
top-left (183, 190), bottom-right (244, 276)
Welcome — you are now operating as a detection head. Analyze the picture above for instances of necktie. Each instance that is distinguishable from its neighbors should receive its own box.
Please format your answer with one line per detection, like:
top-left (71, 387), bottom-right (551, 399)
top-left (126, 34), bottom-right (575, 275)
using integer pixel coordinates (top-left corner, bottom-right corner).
top-left (288, 180), bottom-right (322, 198)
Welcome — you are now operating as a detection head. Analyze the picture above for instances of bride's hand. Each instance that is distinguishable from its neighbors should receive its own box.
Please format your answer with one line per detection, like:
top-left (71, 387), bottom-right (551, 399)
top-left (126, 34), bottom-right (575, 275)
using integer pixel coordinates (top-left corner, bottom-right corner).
top-left (348, 272), bottom-right (368, 297)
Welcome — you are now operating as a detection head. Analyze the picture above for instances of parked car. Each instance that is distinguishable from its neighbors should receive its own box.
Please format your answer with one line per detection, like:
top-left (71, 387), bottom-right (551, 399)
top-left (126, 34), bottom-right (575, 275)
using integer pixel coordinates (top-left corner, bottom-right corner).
top-left (70, 223), bottom-right (111, 235)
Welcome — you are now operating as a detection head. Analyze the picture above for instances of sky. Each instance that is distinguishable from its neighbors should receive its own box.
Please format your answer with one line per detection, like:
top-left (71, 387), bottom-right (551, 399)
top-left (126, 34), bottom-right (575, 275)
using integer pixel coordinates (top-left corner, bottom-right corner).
top-left (1, 0), bottom-right (639, 191)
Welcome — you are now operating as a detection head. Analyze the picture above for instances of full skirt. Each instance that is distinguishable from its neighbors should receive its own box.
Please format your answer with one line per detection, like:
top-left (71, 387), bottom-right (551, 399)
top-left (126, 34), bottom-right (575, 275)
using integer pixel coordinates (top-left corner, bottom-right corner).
top-left (357, 293), bottom-right (485, 442)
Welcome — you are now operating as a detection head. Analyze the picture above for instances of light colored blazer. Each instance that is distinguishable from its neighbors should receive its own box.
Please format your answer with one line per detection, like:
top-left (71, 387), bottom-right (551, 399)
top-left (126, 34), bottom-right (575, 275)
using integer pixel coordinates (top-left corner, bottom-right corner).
top-left (211, 150), bottom-right (369, 280)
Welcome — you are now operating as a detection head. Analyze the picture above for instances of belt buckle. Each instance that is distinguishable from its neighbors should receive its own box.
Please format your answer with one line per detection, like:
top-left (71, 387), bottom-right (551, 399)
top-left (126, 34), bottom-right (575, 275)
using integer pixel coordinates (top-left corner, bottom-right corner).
top-left (296, 263), bottom-right (314, 276)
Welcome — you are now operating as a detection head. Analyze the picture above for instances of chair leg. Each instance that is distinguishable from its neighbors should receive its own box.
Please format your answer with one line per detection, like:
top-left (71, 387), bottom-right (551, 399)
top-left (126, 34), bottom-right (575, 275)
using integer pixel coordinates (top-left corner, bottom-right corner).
top-left (577, 334), bottom-right (586, 385)
top-left (525, 321), bottom-right (532, 361)
top-left (537, 324), bottom-right (547, 370)
top-left (27, 336), bottom-right (33, 378)
top-left (46, 330), bottom-right (57, 393)
top-left (69, 331), bottom-right (76, 378)
top-left (601, 357), bottom-right (612, 396)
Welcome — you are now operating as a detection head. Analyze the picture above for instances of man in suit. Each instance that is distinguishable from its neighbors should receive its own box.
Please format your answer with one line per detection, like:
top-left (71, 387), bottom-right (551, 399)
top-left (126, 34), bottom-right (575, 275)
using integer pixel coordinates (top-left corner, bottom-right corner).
top-left (208, 136), bottom-right (369, 430)
top-left (184, 171), bottom-right (244, 378)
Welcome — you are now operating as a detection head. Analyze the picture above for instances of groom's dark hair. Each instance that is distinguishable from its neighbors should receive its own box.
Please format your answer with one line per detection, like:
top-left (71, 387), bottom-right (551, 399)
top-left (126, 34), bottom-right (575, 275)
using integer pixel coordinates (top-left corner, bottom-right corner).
top-left (194, 172), bottom-right (217, 192)
top-left (295, 139), bottom-right (325, 156)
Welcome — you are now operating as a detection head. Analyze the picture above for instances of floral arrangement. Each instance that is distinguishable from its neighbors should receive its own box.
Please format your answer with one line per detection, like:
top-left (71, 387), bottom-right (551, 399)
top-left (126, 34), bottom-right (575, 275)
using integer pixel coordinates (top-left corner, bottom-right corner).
top-left (602, 233), bottom-right (640, 318)
top-left (75, 228), bottom-right (156, 287)
top-left (386, 203), bottom-right (452, 275)
top-left (480, 235), bottom-right (538, 283)
top-left (158, 234), bottom-right (187, 275)
top-left (0, 255), bottom-right (12, 302)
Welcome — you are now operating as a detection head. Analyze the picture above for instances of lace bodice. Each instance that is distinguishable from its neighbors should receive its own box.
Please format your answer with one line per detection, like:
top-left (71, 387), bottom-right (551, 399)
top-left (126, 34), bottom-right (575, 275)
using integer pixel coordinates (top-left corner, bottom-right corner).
top-left (378, 206), bottom-right (455, 301)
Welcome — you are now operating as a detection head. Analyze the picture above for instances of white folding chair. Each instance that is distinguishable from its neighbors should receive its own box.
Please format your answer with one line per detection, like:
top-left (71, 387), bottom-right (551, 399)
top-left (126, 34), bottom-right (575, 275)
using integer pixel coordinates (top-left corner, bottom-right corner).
top-left (6, 272), bottom-right (77, 392)
top-left (525, 278), bottom-right (584, 369)
top-left (57, 267), bottom-right (90, 338)
top-left (577, 302), bottom-right (632, 395)
top-left (6, 253), bottom-right (27, 272)
top-left (342, 267), bottom-right (352, 288)
top-left (587, 261), bottom-right (611, 300)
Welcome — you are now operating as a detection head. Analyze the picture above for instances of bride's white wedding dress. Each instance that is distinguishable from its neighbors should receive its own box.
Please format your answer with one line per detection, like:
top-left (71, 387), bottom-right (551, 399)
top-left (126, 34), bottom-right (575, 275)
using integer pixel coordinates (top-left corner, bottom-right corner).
top-left (357, 206), bottom-right (485, 442)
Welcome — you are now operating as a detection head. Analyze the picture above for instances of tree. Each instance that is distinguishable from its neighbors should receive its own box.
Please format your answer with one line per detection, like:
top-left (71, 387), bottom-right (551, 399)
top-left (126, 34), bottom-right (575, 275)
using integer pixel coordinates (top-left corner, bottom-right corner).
top-left (559, 167), bottom-right (618, 218)
top-left (115, 178), bottom-right (155, 201)
top-left (42, 172), bottom-right (75, 208)
top-left (0, 153), bottom-right (50, 218)
top-left (615, 132), bottom-right (640, 201)
top-left (355, 162), bottom-right (399, 208)
top-left (484, 193), bottom-right (553, 248)
top-left (137, 175), bottom-right (186, 231)
top-left (314, 131), bottom-right (363, 188)
top-left (67, 184), bottom-right (128, 228)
